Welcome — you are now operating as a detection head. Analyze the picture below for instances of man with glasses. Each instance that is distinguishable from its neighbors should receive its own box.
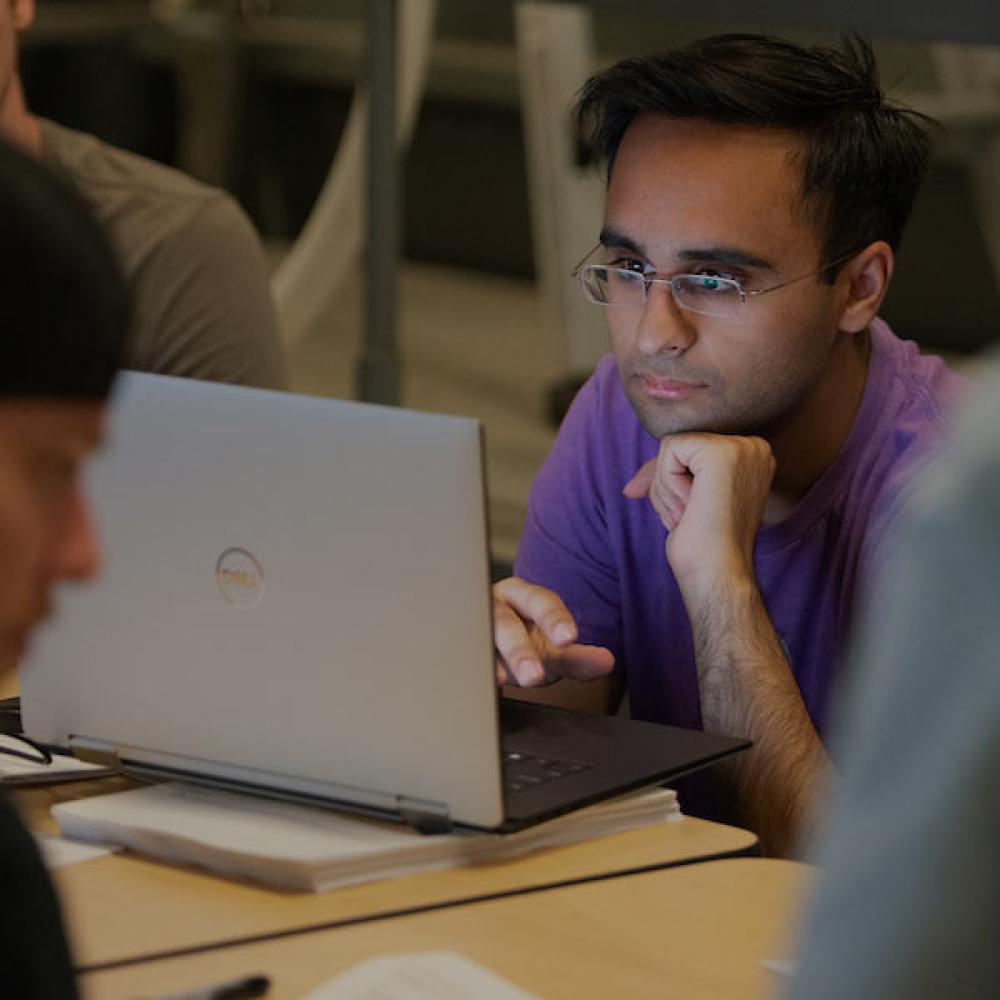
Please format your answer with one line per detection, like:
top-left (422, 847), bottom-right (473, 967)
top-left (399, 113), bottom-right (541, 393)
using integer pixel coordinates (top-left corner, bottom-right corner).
top-left (493, 34), bottom-right (966, 856)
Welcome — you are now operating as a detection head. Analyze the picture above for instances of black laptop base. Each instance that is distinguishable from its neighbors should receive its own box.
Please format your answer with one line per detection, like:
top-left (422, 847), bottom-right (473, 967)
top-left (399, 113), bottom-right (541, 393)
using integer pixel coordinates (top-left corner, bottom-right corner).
top-left (489, 698), bottom-right (750, 834)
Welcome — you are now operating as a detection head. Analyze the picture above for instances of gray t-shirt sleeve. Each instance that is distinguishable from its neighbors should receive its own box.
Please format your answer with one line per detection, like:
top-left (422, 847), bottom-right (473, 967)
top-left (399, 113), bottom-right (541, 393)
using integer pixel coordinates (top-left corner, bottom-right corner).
top-left (789, 380), bottom-right (1000, 1000)
top-left (125, 192), bottom-right (287, 390)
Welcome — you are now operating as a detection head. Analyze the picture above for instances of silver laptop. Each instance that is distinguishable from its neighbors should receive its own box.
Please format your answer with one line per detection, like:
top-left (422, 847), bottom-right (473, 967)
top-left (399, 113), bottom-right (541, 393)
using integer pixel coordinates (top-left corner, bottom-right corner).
top-left (21, 373), bottom-right (746, 833)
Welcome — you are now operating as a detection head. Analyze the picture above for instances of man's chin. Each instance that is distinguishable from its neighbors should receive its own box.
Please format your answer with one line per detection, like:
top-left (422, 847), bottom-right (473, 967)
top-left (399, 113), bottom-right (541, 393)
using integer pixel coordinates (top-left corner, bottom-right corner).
top-left (630, 397), bottom-right (721, 439)
top-left (626, 386), bottom-right (765, 439)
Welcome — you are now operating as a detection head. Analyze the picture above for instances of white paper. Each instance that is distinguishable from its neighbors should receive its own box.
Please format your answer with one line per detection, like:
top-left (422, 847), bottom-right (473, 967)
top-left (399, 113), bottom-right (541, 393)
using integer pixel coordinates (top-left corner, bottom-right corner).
top-left (303, 952), bottom-right (542, 1000)
top-left (761, 958), bottom-right (797, 978)
top-left (34, 834), bottom-right (118, 869)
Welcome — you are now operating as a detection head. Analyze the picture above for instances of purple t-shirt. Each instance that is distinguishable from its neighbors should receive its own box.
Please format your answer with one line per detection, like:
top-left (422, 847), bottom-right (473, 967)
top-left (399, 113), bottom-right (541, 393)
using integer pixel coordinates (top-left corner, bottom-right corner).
top-left (515, 320), bottom-right (966, 739)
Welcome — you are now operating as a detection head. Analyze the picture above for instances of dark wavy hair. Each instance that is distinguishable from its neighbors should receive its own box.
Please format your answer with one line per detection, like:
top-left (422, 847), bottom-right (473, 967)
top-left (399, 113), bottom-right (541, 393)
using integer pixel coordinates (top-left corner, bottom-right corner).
top-left (575, 34), bottom-right (936, 279)
top-left (0, 139), bottom-right (127, 398)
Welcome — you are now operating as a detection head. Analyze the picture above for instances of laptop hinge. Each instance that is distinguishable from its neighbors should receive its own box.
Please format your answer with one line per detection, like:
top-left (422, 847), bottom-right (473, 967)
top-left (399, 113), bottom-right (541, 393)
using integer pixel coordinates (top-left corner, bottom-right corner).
top-left (397, 795), bottom-right (452, 835)
top-left (68, 735), bottom-right (122, 769)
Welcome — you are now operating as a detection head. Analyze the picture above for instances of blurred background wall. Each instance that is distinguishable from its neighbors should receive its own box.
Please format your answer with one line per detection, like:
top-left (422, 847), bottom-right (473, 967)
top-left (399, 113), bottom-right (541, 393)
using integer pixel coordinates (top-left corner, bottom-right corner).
top-left (23, 1), bottom-right (1000, 352)
top-left (20, 0), bottom-right (1000, 561)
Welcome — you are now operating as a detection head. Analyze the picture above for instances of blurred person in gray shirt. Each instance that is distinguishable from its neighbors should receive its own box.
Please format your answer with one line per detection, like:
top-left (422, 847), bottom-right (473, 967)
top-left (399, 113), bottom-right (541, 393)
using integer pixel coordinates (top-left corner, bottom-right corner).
top-left (789, 359), bottom-right (1000, 999)
top-left (1, 0), bottom-right (286, 389)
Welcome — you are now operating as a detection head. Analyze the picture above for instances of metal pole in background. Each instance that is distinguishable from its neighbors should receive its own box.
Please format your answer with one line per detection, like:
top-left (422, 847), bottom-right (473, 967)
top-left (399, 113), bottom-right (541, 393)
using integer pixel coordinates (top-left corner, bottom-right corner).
top-left (357, 0), bottom-right (402, 406)
top-left (172, 1), bottom-right (246, 192)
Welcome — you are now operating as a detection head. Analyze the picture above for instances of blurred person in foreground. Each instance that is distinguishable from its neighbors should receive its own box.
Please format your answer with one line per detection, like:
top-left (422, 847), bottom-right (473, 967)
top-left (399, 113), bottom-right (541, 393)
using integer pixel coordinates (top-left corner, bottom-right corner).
top-left (492, 34), bottom-right (967, 855)
top-left (1, 0), bottom-right (285, 388)
top-left (0, 138), bottom-right (126, 997)
top-left (788, 360), bottom-right (1000, 999)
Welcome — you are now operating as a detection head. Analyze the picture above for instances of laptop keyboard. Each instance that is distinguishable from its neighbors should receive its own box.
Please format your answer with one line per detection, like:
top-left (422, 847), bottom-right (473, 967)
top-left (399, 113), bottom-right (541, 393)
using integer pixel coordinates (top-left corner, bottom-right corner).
top-left (502, 750), bottom-right (591, 793)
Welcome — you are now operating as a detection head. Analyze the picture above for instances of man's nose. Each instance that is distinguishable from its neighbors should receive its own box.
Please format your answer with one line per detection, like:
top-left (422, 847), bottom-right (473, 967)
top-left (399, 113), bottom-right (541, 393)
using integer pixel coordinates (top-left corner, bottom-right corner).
top-left (634, 281), bottom-right (696, 356)
top-left (53, 490), bottom-right (101, 583)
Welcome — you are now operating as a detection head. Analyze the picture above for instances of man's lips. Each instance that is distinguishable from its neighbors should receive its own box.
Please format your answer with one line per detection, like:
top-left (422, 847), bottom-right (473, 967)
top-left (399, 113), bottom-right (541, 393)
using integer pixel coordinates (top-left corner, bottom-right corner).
top-left (635, 373), bottom-right (707, 400)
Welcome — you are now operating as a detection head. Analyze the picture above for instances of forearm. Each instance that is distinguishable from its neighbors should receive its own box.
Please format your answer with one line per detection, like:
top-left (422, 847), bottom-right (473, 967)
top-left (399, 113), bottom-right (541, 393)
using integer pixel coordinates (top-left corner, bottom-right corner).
top-left (686, 575), bottom-right (828, 856)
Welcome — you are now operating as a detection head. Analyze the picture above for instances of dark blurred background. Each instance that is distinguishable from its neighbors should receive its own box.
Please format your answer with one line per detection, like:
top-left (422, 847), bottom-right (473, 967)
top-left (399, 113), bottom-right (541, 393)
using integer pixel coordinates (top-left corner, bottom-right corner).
top-left (21, 0), bottom-right (1000, 357)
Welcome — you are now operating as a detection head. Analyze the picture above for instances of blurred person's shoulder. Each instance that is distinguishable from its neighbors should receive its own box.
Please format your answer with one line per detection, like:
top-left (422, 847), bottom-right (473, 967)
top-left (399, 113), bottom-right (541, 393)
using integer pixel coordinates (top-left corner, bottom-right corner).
top-left (40, 118), bottom-right (223, 211)
top-left (36, 117), bottom-right (257, 265)
top-left (0, 790), bottom-right (77, 996)
top-left (36, 118), bottom-right (285, 390)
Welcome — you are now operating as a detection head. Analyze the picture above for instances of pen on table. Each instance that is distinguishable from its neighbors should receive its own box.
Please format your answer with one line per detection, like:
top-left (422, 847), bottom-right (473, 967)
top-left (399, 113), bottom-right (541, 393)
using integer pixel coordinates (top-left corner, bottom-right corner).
top-left (148, 972), bottom-right (270, 1000)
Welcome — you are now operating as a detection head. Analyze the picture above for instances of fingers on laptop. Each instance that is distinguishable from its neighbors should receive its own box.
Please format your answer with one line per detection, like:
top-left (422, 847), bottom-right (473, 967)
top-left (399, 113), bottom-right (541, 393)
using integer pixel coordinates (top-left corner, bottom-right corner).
top-left (494, 641), bottom-right (614, 687)
top-left (491, 578), bottom-right (613, 687)
top-left (547, 644), bottom-right (615, 683)
top-left (492, 598), bottom-right (546, 686)
top-left (493, 578), bottom-right (577, 641)
top-left (493, 577), bottom-right (572, 686)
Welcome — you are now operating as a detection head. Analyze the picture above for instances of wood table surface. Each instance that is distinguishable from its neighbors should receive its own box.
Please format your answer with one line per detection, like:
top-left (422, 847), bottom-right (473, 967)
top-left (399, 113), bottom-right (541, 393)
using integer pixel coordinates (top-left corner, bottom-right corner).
top-left (80, 857), bottom-right (811, 1000)
top-left (13, 776), bottom-right (758, 973)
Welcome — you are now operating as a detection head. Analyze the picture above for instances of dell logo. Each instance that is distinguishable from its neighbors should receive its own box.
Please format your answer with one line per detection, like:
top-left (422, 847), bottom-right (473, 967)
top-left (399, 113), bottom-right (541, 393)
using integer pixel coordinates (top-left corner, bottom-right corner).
top-left (216, 547), bottom-right (264, 609)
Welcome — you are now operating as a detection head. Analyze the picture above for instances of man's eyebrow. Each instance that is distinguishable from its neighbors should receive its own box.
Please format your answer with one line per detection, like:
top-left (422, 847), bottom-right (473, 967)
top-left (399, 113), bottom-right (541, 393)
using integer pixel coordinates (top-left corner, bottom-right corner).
top-left (598, 228), bottom-right (646, 256)
top-left (597, 231), bottom-right (776, 272)
top-left (677, 246), bottom-right (776, 271)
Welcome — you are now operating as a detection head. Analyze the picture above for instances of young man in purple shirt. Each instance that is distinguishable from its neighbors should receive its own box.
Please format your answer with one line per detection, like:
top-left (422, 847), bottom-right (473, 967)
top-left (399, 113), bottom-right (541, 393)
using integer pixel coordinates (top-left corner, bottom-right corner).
top-left (492, 35), bottom-right (966, 856)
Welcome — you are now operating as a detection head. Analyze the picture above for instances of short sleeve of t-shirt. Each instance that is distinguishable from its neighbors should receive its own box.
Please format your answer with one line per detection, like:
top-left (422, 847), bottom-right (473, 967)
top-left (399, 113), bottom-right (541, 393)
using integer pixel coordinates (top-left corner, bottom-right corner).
top-left (125, 191), bottom-right (287, 390)
top-left (515, 357), bottom-right (629, 663)
top-left (38, 118), bottom-right (286, 391)
top-left (851, 332), bottom-right (965, 599)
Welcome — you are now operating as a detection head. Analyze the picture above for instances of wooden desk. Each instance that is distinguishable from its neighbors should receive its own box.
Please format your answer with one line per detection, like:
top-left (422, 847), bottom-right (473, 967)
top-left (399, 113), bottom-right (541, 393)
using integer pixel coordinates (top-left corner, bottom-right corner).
top-left (81, 858), bottom-right (811, 1000)
top-left (13, 779), bottom-right (757, 973)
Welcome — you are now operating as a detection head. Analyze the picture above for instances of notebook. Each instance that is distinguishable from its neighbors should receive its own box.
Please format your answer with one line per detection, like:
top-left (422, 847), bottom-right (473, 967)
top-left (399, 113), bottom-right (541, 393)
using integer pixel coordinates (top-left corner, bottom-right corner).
top-left (21, 373), bottom-right (747, 833)
top-left (52, 782), bottom-right (682, 892)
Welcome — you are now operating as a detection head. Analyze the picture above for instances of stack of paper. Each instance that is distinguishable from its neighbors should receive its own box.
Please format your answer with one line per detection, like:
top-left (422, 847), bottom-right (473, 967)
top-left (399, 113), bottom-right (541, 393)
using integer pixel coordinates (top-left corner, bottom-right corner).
top-left (34, 835), bottom-right (118, 870)
top-left (52, 782), bottom-right (681, 892)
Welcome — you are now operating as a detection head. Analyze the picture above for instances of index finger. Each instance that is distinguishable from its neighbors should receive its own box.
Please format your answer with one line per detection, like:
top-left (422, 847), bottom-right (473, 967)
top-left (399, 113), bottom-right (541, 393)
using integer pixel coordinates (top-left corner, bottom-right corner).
top-left (622, 457), bottom-right (657, 499)
top-left (492, 577), bottom-right (577, 646)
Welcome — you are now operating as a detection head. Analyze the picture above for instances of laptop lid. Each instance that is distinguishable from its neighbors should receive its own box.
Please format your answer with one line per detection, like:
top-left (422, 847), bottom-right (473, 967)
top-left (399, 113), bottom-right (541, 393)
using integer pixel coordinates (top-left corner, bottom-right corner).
top-left (22, 373), bottom-right (506, 830)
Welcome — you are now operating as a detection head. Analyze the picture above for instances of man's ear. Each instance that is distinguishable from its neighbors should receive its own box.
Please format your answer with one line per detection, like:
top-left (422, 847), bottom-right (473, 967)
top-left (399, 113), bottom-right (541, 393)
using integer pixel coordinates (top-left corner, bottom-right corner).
top-left (11, 0), bottom-right (35, 31)
top-left (836, 241), bottom-right (894, 334)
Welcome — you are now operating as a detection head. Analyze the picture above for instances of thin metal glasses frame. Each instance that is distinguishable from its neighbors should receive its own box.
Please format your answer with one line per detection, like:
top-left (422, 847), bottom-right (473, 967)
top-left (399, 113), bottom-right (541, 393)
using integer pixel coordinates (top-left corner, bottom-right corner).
top-left (571, 244), bottom-right (859, 317)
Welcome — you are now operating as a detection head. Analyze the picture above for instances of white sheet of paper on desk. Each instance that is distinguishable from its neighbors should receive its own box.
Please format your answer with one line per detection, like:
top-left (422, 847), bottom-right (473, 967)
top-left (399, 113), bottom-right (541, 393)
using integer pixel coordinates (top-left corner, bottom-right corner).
top-left (34, 834), bottom-right (118, 869)
top-left (302, 952), bottom-right (541, 1000)
top-left (761, 957), bottom-right (797, 978)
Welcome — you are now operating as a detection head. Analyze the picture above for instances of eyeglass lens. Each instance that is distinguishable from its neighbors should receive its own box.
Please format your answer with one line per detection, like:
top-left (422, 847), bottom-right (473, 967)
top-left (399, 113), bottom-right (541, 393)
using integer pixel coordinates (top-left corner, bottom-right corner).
top-left (579, 265), bottom-right (742, 318)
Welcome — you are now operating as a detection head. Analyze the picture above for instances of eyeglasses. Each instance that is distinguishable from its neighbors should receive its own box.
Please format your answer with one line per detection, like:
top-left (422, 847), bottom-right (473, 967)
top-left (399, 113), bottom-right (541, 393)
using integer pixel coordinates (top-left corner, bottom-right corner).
top-left (572, 245), bottom-right (858, 320)
top-left (0, 732), bottom-right (53, 766)
top-left (0, 698), bottom-right (53, 766)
